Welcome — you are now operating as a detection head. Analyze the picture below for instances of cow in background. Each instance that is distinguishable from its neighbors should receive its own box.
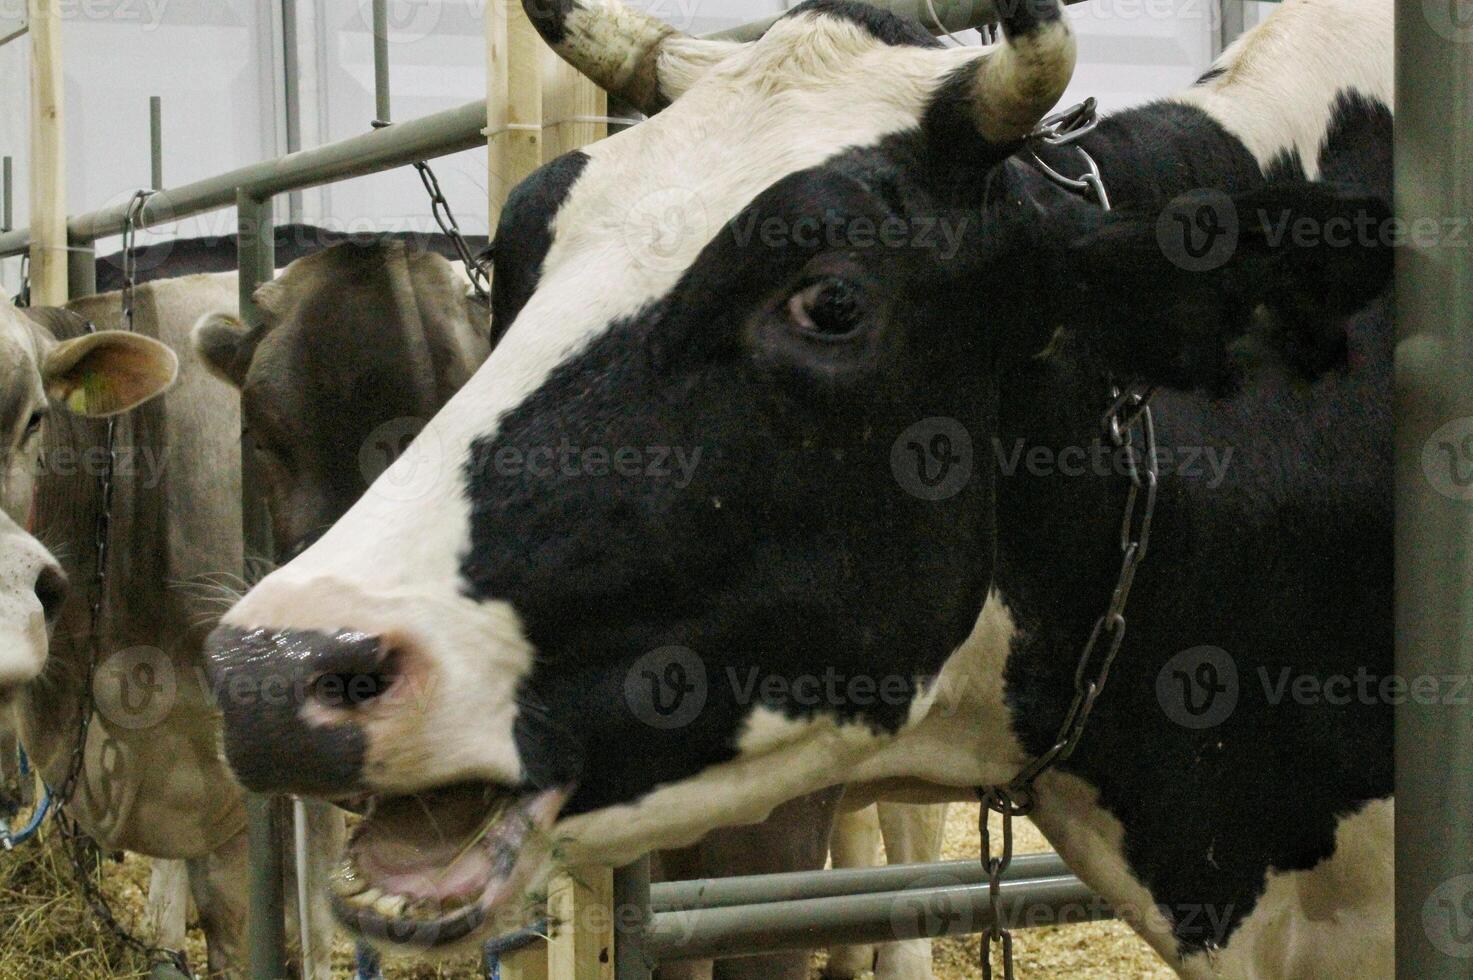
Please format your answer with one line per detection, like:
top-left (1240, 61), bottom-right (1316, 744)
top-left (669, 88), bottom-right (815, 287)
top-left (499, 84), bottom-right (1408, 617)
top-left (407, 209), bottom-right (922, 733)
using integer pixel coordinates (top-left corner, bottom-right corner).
top-left (9, 275), bottom-right (345, 978)
top-left (0, 296), bottom-right (175, 870)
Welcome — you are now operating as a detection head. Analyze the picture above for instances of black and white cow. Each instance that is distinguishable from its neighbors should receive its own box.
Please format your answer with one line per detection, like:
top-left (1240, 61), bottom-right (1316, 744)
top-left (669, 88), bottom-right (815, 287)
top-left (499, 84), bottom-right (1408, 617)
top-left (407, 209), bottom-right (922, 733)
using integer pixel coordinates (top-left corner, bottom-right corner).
top-left (205, 0), bottom-right (1394, 974)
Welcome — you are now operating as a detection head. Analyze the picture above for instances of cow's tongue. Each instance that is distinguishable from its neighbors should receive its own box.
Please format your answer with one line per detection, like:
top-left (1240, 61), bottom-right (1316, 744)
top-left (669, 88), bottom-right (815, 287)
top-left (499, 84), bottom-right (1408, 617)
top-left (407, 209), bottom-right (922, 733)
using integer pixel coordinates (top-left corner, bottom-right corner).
top-left (330, 781), bottom-right (566, 949)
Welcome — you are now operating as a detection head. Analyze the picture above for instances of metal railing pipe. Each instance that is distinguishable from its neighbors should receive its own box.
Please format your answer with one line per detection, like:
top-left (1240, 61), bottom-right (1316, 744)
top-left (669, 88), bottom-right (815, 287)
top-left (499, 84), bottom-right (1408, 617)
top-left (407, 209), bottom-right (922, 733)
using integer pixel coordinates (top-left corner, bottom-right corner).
top-left (0, 0), bottom-right (1035, 260)
top-left (1393, 0), bottom-right (1473, 973)
top-left (150, 96), bottom-right (164, 191)
top-left (372, 0), bottom-right (392, 125)
top-left (0, 99), bottom-right (489, 258)
top-left (651, 852), bottom-right (1070, 912)
top-left (647, 874), bottom-right (1107, 962)
top-left (614, 857), bottom-right (654, 980)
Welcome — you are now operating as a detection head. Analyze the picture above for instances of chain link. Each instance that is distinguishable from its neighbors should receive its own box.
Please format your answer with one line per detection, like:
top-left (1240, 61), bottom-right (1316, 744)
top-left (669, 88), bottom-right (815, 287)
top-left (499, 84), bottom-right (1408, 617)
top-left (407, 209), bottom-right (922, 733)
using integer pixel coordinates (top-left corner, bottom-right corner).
top-left (47, 190), bottom-right (191, 977)
top-left (413, 161), bottom-right (492, 304)
top-left (977, 386), bottom-right (1157, 978)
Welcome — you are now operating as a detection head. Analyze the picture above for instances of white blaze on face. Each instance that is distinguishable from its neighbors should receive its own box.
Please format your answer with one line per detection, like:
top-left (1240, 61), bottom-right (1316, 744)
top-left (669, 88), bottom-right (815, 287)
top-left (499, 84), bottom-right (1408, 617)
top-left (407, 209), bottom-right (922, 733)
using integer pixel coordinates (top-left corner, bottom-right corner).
top-left (0, 508), bottom-right (57, 697)
top-left (222, 12), bottom-right (987, 792)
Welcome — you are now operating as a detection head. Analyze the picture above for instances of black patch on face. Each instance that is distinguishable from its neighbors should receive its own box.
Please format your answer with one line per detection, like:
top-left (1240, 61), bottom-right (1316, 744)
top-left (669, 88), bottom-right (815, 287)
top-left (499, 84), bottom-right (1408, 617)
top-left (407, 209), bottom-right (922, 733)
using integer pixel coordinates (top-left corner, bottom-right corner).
top-left (490, 151), bottom-right (591, 343)
top-left (463, 167), bottom-right (1003, 815)
top-left (783, 0), bottom-right (943, 48)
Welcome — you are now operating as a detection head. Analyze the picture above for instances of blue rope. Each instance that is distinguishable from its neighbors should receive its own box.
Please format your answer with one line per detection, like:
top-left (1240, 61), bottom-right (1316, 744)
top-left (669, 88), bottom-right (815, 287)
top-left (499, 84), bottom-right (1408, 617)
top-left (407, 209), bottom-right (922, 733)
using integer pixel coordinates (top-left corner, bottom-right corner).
top-left (1, 747), bottom-right (52, 850)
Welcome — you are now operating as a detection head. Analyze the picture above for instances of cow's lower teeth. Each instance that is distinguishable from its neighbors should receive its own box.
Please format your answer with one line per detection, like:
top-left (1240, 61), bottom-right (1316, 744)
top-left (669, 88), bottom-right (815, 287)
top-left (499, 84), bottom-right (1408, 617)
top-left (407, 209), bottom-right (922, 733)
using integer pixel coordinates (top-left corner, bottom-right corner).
top-left (373, 893), bottom-right (407, 918)
top-left (355, 886), bottom-right (384, 909)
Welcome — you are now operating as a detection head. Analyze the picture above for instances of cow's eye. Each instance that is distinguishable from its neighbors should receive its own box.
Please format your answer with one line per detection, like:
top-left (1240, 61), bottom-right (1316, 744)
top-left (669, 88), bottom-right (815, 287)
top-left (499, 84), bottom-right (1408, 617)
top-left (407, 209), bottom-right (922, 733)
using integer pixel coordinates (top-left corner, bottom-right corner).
top-left (787, 278), bottom-right (864, 341)
top-left (22, 410), bottom-right (45, 441)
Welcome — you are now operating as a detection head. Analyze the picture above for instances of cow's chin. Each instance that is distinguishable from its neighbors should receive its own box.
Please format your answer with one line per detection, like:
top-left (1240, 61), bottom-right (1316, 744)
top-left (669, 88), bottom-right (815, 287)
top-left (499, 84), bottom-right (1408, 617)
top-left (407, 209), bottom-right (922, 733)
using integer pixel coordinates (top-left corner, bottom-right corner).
top-left (330, 780), bottom-right (568, 952)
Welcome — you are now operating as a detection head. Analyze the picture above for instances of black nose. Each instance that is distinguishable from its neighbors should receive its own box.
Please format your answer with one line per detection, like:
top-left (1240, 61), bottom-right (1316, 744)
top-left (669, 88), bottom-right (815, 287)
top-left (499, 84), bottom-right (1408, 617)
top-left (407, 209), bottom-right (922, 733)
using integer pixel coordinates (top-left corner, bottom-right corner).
top-left (204, 625), bottom-right (402, 795)
top-left (35, 564), bottom-right (68, 624)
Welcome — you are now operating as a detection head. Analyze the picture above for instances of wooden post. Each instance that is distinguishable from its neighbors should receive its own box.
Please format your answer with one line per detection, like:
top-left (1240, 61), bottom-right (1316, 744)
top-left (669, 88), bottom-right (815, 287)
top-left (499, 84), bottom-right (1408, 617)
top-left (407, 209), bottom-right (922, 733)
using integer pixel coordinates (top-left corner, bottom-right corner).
top-left (541, 57), bottom-right (606, 163)
top-left (27, 0), bottom-right (65, 305)
top-left (498, 942), bottom-right (551, 980)
top-left (549, 866), bottom-right (615, 980)
top-left (488, 0), bottom-right (543, 230)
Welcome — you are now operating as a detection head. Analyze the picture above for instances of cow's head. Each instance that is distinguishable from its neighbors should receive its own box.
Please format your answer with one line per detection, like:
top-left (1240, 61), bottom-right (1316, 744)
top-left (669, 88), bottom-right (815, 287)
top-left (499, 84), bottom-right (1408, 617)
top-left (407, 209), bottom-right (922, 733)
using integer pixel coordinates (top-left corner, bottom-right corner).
top-left (0, 301), bottom-right (177, 701)
top-left (204, 0), bottom-right (1389, 951)
top-left (191, 241), bottom-right (489, 560)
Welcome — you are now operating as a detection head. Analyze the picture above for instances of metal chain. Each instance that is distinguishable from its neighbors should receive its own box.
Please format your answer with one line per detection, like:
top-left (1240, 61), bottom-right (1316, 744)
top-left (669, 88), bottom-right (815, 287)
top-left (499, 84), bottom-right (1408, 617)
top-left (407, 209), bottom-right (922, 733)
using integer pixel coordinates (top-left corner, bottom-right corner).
top-left (48, 190), bottom-right (192, 977)
top-left (412, 160), bottom-right (492, 303)
top-left (977, 386), bottom-right (1157, 978)
top-left (1026, 99), bottom-right (1112, 211)
top-left (367, 117), bottom-right (492, 304)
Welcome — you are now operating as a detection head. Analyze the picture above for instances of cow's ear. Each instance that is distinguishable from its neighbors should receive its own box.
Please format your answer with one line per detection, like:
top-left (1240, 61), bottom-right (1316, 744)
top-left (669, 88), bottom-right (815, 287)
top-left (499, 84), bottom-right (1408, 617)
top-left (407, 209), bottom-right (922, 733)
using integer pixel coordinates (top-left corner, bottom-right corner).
top-left (42, 331), bottom-right (179, 417)
top-left (191, 312), bottom-right (253, 388)
top-left (1045, 182), bottom-right (1392, 390)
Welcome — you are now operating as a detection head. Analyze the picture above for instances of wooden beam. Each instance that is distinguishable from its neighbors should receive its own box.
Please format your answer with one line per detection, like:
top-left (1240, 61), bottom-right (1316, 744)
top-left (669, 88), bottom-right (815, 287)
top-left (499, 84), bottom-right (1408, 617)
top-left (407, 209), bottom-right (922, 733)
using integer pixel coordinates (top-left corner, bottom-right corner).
top-left (27, 0), bottom-right (65, 305)
top-left (498, 939), bottom-right (551, 980)
top-left (542, 56), bottom-right (606, 163)
top-left (488, 0), bottom-right (543, 229)
top-left (548, 867), bottom-right (615, 980)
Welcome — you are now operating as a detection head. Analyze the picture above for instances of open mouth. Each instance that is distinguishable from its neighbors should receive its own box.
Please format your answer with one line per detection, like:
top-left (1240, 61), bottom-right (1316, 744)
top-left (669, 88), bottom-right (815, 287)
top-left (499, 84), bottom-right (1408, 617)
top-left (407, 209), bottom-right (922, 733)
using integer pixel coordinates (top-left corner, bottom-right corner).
top-left (330, 781), bottom-right (568, 950)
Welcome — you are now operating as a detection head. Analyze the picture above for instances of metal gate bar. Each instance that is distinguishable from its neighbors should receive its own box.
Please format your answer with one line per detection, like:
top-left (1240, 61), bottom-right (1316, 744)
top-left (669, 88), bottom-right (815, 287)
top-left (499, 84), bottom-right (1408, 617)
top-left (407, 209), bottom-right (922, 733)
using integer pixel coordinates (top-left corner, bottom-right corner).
top-left (647, 873), bottom-right (1106, 962)
top-left (1393, 0), bottom-right (1473, 974)
top-left (652, 852), bottom-right (1071, 912)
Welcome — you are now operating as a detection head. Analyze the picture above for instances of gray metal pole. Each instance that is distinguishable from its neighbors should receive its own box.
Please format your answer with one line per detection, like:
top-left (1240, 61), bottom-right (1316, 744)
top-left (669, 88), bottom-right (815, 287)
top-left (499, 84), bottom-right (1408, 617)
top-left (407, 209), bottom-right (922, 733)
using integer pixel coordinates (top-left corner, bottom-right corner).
top-left (0, 99), bottom-right (488, 258)
top-left (1216, 0), bottom-right (1245, 56)
top-left (149, 96), bottom-right (163, 191)
top-left (245, 795), bottom-right (288, 979)
top-left (2, 156), bottom-right (11, 232)
top-left (613, 857), bottom-right (653, 980)
top-left (647, 874), bottom-right (1106, 962)
top-left (281, 0), bottom-right (303, 224)
top-left (372, 0), bottom-right (391, 125)
top-left (712, 0), bottom-right (1084, 41)
top-left (652, 853), bottom-right (1070, 912)
top-left (239, 188), bottom-right (286, 980)
top-left (1394, 0), bottom-right (1473, 975)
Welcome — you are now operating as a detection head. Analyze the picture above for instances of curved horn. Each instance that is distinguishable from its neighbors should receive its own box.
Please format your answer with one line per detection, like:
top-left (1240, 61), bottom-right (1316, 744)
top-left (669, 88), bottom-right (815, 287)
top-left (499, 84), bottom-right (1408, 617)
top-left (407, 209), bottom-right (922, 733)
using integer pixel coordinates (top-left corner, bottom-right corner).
top-left (521, 0), bottom-right (742, 115)
top-left (967, 0), bottom-right (1077, 143)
